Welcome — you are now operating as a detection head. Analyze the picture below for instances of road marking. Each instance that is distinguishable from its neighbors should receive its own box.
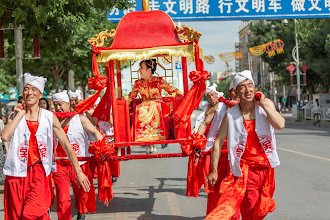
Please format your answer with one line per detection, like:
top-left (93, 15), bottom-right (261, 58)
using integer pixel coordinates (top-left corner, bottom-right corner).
top-left (278, 147), bottom-right (330, 162)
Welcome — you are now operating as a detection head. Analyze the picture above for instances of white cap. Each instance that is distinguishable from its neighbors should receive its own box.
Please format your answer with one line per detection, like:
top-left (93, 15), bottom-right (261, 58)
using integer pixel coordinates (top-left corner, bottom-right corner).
top-left (231, 70), bottom-right (254, 89)
top-left (52, 90), bottom-right (70, 103)
top-left (23, 73), bottom-right (47, 93)
top-left (68, 90), bottom-right (82, 100)
top-left (229, 81), bottom-right (235, 90)
top-left (205, 83), bottom-right (224, 98)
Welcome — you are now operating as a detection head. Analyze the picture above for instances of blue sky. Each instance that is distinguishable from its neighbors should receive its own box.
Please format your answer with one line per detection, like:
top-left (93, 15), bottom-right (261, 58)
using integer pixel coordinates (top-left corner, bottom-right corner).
top-left (182, 20), bottom-right (241, 73)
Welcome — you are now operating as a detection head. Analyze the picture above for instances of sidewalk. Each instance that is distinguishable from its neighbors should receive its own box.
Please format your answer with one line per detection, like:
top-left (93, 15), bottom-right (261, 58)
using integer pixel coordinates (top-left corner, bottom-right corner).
top-left (281, 112), bottom-right (330, 131)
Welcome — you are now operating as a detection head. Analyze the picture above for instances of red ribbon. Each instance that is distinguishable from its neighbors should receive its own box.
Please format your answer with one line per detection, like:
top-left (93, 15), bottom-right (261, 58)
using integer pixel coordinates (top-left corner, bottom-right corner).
top-left (181, 133), bottom-right (208, 197)
top-left (219, 97), bottom-right (238, 108)
top-left (54, 111), bottom-right (77, 119)
top-left (189, 70), bottom-right (210, 84)
top-left (88, 75), bottom-right (108, 90)
top-left (75, 46), bottom-right (110, 115)
top-left (89, 138), bottom-right (115, 206)
top-left (172, 70), bottom-right (210, 129)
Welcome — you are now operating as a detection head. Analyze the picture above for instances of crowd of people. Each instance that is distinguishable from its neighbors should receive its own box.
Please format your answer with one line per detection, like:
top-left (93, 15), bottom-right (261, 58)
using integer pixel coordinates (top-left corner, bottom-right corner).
top-left (0, 60), bottom-right (286, 219)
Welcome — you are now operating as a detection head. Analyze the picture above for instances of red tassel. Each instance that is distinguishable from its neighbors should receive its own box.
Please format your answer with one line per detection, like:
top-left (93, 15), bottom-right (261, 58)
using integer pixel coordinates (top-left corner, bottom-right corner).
top-left (37, 36), bottom-right (40, 57)
top-left (303, 74), bottom-right (307, 85)
top-left (33, 36), bottom-right (36, 58)
top-left (290, 74), bottom-right (294, 85)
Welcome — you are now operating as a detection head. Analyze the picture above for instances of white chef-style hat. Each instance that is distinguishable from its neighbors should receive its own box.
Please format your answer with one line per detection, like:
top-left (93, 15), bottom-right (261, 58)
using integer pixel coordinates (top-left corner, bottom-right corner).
top-left (68, 90), bottom-right (82, 100)
top-left (229, 81), bottom-right (235, 90)
top-left (205, 83), bottom-right (224, 98)
top-left (231, 70), bottom-right (254, 89)
top-left (52, 90), bottom-right (70, 103)
top-left (23, 73), bottom-right (47, 93)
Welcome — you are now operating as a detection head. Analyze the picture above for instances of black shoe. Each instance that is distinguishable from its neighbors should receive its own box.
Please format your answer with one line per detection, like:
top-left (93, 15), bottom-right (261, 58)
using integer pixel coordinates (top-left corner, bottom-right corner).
top-left (161, 144), bottom-right (168, 149)
top-left (112, 177), bottom-right (118, 183)
top-left (77, 212), bottom-right (86, 220)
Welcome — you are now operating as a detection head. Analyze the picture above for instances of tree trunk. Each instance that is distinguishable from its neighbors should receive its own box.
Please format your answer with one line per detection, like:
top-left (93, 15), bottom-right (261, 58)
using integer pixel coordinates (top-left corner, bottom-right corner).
top-left (51, 64), bottom-right (65, 92)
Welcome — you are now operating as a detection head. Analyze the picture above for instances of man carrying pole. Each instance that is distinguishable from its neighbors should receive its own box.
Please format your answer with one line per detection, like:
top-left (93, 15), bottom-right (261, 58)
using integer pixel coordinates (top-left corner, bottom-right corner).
top-left (207, 70), bottom-right (285, 220)
top-left (52, 90), bottom-right (104, 220)
top-left (2, 73), bottom-right (90, 220)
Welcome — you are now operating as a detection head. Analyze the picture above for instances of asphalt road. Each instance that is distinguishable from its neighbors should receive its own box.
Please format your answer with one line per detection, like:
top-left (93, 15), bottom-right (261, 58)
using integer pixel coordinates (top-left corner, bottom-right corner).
top-left (1, 115), bottom-right (330, 220)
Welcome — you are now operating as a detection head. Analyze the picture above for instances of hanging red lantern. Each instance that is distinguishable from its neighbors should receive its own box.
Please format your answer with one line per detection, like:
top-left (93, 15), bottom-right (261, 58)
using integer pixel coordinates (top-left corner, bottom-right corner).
top-left (219, 78), bottom-right (223, 81)
top-left (300, 64), bottom-right (309, 85)
top-left (286, 64), bottom-right (296, 85)
top-left (33, 36), bottom-right (41, 58)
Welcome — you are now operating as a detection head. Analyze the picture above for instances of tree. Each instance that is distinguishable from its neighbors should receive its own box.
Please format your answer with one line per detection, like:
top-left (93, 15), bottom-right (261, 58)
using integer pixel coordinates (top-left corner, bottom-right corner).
top-left (250, 19), bottom-right (330, 94)
top-left (0, 0), bottom-right (132, 93)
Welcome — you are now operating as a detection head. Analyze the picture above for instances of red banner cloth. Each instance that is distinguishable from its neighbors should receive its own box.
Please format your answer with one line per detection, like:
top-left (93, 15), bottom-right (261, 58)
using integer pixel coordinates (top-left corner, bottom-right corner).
top-left (181, 133), bottom-right (209, 197)
top-left (75, 46), bottom-right (111, 121)
top-left (206, 160), bottom-right (275, 220)
top-left (173, 70), bottom-right (210, 129)
top-left (89, 138), bottom-right (115, 206)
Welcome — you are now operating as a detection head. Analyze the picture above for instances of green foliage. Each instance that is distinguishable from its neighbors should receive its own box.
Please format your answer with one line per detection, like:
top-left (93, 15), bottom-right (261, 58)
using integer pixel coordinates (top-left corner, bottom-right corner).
top-left (0, 0), bottom-right (132, 93)
top-left (216, 79), bottom-right (231, 99)
top-left (250, 19), bottom-right (330, 93)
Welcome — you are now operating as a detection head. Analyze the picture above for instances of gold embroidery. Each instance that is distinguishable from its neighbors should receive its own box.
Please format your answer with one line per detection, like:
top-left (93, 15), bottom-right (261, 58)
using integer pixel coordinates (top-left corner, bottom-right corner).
top-left (138, 101), bottom-right (160, 128)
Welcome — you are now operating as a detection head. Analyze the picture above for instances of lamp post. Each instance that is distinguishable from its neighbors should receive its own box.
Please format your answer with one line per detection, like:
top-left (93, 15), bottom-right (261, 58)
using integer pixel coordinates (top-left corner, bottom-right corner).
top-left (283, 19), bottom-right (301, 108)
top-left (294, 19), bottom-right (301, 109)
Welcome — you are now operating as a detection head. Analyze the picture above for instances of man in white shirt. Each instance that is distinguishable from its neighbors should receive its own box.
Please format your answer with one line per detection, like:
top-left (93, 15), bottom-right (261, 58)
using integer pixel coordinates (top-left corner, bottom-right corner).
top-left (2, 73), bottom-right (90, 220)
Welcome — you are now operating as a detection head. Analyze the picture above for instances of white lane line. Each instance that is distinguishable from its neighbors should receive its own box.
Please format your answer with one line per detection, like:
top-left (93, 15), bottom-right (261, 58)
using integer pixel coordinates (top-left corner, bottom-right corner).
top-left (278, 147), bottom-right (330, 162)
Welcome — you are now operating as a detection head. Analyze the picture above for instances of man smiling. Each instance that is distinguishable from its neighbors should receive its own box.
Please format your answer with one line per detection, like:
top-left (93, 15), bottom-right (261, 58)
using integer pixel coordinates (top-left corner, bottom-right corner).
top-left (2, 73), bottom-right (90, 220)
top-left (207, 70), bottom-right (285, 220)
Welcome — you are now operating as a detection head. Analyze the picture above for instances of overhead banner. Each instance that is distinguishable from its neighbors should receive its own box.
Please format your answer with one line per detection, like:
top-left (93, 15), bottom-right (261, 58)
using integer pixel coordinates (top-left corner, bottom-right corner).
top-left (108, 0), bottom-right (330, 22)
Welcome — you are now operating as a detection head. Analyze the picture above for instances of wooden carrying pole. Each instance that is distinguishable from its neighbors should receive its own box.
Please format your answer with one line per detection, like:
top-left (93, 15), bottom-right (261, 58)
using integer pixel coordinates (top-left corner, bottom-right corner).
top-left (142, 0), bottom-right (149, 11)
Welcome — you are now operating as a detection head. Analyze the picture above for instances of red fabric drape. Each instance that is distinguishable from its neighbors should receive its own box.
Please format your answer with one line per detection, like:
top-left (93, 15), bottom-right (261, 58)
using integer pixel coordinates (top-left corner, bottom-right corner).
top-left (219, 97), bottom-right (238, 108)
top-left (181, 133), bottom-right (208, 197)
top-left (91, 87), bottom-right (112, 122)
top-left (75, 46), bottom-right (111, 120)
top-left (172, 70), bottom-right (210, 129)
top-left (88, 138), bottom-right (115, 206)
top-left (206, 160), bottom-right (275, 220)
top-left (54, 111), bottom-right (77, 119)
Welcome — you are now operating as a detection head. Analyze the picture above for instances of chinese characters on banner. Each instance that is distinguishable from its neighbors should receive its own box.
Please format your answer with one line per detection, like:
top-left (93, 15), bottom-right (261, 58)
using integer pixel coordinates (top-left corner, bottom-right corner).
top-left (108, 0), bottom-right (330, 21)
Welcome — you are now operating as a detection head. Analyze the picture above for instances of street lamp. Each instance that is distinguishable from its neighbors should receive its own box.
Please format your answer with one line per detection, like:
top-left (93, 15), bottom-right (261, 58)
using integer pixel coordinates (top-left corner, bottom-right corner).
top-left (293, 19), bottom-right (301, 109)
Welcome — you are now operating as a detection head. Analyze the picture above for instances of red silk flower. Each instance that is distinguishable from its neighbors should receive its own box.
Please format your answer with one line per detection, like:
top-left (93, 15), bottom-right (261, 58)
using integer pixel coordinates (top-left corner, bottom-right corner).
top-left (255, 92), bottom-right (262, 100)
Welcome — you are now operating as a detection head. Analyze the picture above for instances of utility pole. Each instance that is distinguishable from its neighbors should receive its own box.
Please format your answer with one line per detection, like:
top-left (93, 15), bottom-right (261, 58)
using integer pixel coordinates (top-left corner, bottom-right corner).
top-left (294, 19), bottom-right (301, 109)
top-left (14, 25), bottom-right (23, 95)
